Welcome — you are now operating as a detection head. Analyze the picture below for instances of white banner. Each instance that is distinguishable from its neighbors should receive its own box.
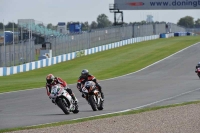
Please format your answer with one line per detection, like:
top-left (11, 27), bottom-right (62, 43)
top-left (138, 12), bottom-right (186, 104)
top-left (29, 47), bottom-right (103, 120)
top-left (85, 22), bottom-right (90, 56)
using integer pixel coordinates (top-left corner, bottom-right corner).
top-left (114, 0), bottom-right (200, 10)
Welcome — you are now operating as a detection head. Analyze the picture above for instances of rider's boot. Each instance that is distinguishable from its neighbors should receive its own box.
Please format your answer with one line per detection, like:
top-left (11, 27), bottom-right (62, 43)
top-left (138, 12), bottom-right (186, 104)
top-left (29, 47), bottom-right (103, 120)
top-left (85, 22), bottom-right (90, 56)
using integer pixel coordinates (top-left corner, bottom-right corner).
top-left (52, 100), bottom-right (55, 104)
top-left (101, 91), bottom-right (104, 101)
top-left (71, 93), bottom-right (78, 104)
top-left (85, 95), bottom-right (90, 105)
top-left (97, 86), bottom-right (104, 101)
top-left (96, 83), bottom-right (104, 100)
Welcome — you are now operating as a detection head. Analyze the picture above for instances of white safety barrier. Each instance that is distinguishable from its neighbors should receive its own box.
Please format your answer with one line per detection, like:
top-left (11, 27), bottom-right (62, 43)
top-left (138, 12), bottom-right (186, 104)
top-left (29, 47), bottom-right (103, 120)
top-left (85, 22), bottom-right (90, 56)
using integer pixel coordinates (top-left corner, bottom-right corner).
top-left (0, 35), bottom-right (162, 76)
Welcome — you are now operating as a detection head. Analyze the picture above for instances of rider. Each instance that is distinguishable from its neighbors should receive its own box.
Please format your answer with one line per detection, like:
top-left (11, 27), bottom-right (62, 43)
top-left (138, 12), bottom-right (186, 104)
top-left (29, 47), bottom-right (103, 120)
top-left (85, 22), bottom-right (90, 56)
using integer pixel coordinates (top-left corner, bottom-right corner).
top-left (195, 62), bottom-right (200, 73)
top-left (76, 69), bottom-right (104, 100)
top-left (46, 74), bottom-right (78, 103)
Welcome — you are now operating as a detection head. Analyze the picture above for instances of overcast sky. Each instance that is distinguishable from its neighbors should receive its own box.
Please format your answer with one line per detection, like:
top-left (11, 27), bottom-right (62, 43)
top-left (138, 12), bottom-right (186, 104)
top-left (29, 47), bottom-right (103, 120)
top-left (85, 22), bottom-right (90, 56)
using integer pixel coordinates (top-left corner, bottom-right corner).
top-left (0, 0), bottom-right (200, 25)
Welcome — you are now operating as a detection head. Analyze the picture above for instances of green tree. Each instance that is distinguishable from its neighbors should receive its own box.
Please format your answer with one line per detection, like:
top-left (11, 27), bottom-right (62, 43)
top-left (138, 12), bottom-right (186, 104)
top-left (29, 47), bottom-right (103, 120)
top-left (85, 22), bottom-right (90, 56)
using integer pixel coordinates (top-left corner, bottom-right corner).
top-left (5, 22), bottom-right (18, 29)
top-left (97, 14), bottom-right (112, 28)
top-left (141, 20), bottom-right (146, 24)
top-left (83, 21), bottom-right (89, 30)
top-left (14, 23), bottom-right (18, 28)
top-left (195, 18), bottom-right (200, 28)
top-left (66, 22), bottom-right (71, 30)
top-left (81, 21), bottom-right (89, 31)
top-left (177, 16), bottom-right (194, 28)
top-left (5, 22), bottom-right (12, 28)
top-left (90, 21), bottom-right (98, 29)
top-left (81, 22), bottom-right (86, 30)
top-left (47, 23), bottom-right (53, 29)
top-left (0, 22), bottom-right (3, 29)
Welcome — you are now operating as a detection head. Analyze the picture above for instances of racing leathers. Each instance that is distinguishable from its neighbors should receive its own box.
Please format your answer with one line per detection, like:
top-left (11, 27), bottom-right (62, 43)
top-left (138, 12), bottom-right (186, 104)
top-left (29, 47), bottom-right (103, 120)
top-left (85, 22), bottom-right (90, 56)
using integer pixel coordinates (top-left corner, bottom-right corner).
top-left (46, 77), bottom-right (77, 102)
top-left (77, 74), bottom-right (104, 99)
top-left (195, 65), bottom-right (200, 73)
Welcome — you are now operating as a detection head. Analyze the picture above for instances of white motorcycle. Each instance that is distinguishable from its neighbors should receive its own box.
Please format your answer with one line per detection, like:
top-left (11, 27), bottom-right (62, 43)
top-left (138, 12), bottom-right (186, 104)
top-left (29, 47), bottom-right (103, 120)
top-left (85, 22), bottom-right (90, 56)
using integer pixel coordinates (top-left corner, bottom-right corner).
top-left (82, 81), bottom-right (104, 111)
top-left (49, 84), bottom-right (79, 114)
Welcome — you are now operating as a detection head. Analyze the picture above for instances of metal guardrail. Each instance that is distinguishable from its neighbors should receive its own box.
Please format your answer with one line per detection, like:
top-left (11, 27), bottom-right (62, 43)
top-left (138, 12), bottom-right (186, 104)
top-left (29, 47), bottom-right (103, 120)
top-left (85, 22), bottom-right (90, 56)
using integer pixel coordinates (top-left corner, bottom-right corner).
top-left (0, 22), bottom-right (188, 67)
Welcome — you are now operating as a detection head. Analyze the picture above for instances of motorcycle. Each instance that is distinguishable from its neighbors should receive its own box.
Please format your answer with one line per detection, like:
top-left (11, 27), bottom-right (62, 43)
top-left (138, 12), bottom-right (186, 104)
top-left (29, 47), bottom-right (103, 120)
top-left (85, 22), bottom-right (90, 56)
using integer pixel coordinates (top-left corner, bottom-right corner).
top-left (49, 84), bottom-right (79, 114)
top-left (196, 68), bottom-right (200, 79)
top-left (82, 81), bottom-right (104, 111)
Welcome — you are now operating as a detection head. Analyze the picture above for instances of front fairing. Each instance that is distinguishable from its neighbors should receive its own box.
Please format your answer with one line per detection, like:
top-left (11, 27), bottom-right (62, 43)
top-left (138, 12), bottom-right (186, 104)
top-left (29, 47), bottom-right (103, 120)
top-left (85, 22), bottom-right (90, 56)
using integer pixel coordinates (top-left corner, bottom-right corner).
top-left (50, 85), bottom-right (71, 101)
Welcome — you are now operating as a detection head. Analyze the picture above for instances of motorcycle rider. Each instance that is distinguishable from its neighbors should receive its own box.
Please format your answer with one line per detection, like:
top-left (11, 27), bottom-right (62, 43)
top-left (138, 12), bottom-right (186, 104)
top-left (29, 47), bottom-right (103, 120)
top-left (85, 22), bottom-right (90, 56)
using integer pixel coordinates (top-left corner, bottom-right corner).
top-left (77, 69), bottom-right (104, 100)
top-left (46, 74), bottom-right (78, 103)
top-left (195, 62), bottom-right (200, 73)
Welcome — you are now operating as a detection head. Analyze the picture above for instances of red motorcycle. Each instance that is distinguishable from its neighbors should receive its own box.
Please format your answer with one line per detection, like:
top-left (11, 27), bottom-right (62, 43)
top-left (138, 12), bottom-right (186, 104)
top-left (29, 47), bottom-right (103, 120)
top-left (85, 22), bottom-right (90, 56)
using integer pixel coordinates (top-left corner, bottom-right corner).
top-left (196, 68), bottom-right (200, 79)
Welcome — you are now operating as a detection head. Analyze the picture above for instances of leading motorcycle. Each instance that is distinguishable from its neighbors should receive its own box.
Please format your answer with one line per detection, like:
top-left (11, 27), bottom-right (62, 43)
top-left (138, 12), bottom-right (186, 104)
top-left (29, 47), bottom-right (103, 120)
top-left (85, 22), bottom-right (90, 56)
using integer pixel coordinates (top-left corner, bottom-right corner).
top-left (49, 84), bottom-right (79, 114)
top-left (82, 81), bottom-right (104, 111)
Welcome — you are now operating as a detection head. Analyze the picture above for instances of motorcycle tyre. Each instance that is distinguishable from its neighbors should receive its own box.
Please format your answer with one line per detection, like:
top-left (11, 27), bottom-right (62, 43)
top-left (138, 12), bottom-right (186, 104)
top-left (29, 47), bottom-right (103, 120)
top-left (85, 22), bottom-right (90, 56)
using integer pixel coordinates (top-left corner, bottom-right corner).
top-left (198, 73), bottom-right (200, 79)
top-left (98, 101), bottom-right (104, 110)
top-left (88, 96), bottom-right (98, 111)
top-left (57, 99), bottom-right (70, 115)
top-left (73, 105), bottom-right (79, 114)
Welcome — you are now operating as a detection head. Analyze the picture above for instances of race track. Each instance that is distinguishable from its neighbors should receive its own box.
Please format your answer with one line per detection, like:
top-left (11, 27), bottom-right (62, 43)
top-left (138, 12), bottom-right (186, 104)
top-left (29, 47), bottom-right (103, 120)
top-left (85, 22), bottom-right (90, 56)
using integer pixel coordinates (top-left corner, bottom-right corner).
top-left (1, 42), bottom-right (200, 129)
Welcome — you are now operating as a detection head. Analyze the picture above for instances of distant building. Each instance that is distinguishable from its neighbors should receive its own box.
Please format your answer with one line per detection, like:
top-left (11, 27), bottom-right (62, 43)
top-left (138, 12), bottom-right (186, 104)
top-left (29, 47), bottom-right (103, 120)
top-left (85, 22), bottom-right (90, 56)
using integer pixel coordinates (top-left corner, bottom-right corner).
top-left (146, 15), bottom-right (154, 23)
top-left (57, 22), bottom-right (67, 34)
top-left (69, 22), bottom-right (82, 34)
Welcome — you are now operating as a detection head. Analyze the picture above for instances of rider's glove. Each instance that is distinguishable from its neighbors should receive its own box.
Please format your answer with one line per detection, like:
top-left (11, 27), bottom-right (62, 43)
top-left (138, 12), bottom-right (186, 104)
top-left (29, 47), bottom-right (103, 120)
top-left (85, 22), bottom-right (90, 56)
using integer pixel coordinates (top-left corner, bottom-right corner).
top-left (49, 96), bottom-right (52, 99)
top-left (79, 88), bottom-right (82, 92)
top-left (64, 86), bottom-right (68, 90)
top-left (82, 93), bottom-right (85, 98)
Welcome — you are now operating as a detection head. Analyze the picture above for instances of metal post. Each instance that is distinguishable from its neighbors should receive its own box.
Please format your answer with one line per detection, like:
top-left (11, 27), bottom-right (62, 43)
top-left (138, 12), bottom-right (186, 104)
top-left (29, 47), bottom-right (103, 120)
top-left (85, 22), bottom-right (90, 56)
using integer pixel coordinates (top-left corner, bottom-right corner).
top-left (13, 21), bottom-right (15, 65)
top-left (3, 19), bottom-right (6, 67)
top-left (26, 25), bottom-right (28, 63)
top-left (29, 21), bottom-right (31, 62)
top-left (65, 35), bottom-right (67, 54)
top-left (55, 36), bottom-right (56, 56)
top-left (31, 20), bottom-right (33, 61)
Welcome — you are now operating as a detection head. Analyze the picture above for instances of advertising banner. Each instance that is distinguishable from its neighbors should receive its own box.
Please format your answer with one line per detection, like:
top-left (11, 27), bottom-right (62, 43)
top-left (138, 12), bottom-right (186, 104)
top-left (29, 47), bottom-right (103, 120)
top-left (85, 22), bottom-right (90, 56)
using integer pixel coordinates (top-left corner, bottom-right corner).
top-left (114, 0), bottom-right (200, 10)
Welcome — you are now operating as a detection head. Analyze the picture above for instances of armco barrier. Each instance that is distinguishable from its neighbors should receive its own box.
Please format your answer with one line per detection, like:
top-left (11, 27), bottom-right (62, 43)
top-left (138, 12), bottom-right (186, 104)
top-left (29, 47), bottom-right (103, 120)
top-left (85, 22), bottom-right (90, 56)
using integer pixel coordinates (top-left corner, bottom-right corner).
top-left (0, 35), bottom-right (162, 76)
top-left (160, 33), bottom-right (174, 38)
top-left (174, 32), bottom-right (188, 36)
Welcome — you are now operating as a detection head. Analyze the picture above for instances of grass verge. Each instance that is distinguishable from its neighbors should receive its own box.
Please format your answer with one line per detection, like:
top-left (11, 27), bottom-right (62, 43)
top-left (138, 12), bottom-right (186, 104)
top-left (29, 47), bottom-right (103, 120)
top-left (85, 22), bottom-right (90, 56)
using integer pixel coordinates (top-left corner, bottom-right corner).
top-left (0, 36), bottom-right (200, 93)
top-left (1, 100), bottom-right (200, 133)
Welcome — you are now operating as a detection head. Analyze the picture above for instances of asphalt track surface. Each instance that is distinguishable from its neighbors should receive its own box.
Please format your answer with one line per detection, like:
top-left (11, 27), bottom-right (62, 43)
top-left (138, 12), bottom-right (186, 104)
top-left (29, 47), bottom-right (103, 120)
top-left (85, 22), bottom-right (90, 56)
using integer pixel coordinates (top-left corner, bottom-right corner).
top-left (1, 42), bottom-right (200, 129)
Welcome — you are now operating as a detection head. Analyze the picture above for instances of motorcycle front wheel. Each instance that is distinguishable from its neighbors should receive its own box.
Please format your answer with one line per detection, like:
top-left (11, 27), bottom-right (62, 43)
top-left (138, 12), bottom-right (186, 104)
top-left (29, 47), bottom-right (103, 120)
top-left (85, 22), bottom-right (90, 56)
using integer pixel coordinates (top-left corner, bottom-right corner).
top-left (88, 96), bottom-right (98, 111)
top-left (57, 98), bottom-right (70, 114)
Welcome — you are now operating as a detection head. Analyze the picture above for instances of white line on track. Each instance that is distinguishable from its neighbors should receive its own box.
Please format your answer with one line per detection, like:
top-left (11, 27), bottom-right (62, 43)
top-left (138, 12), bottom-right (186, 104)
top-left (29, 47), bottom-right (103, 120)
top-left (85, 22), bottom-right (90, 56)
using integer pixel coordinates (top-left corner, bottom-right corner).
top-left (25, 40), bottom-right (200, 127)
top-left (3, 41), bottom-right (200, 128)
top-left (27, 87), bottom-right (200, 127)
top-left (1, 42), bottom-right (199, 95)
top-left (104, 41), bottom-right (200, 80)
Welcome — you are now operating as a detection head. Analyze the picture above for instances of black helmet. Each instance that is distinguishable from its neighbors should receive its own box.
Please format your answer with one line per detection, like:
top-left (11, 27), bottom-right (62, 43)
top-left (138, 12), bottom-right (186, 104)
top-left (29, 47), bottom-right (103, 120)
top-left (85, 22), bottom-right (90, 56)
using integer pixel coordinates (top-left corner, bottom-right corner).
top-left (81, 69), bottom-right (89, 78)
top-left (198, 62), bottom-right (200, 66)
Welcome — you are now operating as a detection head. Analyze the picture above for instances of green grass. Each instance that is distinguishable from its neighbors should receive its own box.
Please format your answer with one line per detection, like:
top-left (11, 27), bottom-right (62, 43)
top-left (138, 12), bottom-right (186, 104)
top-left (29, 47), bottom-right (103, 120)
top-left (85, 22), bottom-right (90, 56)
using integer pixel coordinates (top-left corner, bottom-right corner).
top-left (0, 36), bottom-right (200, 93)
top-left (1, 100), bottom-right (200, 133)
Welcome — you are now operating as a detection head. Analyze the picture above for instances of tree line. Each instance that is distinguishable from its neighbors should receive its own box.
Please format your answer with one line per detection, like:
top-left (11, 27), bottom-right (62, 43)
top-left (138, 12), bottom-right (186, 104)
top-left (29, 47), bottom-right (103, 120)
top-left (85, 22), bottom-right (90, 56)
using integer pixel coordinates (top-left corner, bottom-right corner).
top-left (0, 14), bottom-right (199, 30)
top-left (46, 14), bottom-right (112, 30)
top-left (177, 16), bottom-right (200, 28)
top-left (0, 14), bottom-right (112, 30)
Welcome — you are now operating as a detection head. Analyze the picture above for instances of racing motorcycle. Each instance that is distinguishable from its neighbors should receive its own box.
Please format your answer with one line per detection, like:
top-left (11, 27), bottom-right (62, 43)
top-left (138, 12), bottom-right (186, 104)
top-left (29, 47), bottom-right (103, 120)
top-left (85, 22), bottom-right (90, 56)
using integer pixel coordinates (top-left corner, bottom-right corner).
top-left (82, 81), bottom-right (104, 111)
top-left (196, 68), bottom-right (200, 79)
top-left (49, 84), bottom-right (79, 114)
